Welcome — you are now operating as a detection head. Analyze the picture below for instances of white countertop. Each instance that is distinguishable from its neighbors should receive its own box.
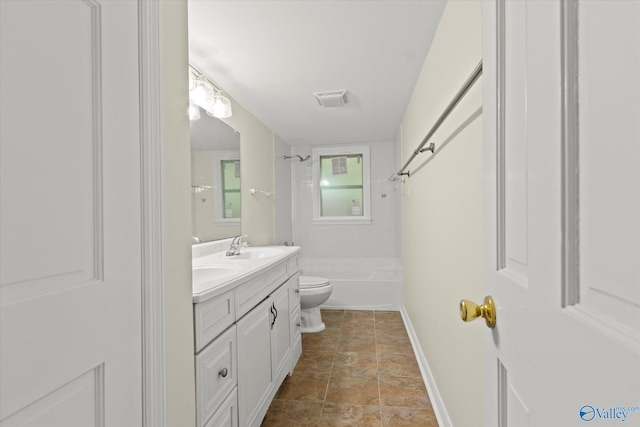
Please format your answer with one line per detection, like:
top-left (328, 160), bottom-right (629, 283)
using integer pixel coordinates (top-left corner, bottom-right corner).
top-left (192, 243), bottom-right (301, 303)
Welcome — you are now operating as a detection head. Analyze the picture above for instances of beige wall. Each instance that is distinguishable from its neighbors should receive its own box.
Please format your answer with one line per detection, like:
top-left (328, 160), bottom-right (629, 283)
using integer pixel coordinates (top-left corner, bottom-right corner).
top-left (401, 2), bottom-right (484, 426)
top-left (222, 97), bottom-right (276, 246)
top-left (162, 1), bottom-right (196, 426)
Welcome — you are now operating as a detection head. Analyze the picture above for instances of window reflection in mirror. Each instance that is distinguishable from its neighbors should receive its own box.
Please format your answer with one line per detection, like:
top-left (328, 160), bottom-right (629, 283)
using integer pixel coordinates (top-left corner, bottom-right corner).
top-left (191, 106), bottom-right (241, 243)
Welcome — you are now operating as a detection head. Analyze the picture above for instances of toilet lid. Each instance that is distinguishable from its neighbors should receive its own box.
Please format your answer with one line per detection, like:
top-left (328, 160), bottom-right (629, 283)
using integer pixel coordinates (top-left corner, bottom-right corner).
top-left (299, 276), bottom-right (330, 289)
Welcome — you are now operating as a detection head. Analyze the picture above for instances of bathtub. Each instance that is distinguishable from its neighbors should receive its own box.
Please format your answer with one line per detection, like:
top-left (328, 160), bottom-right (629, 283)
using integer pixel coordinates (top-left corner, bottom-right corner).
top-left (300, 259), bottom-right (403, 311)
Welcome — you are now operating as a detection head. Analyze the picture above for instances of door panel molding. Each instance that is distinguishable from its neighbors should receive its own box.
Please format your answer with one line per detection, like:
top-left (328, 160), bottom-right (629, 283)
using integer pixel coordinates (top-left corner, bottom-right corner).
top-left (575, 0), bottom-right (640, 346)
top-left (496, 0), bottom-right (530, 288)
top-left (0, 0), bottom-right (104, 304)
top-left (496, 0), bottom-right (506, 271)
top-left (566, 305), bottom-right (640, 355)
top-left (1, 365), bottom-right (105, 427)
top-left (560, 0), bottom-right (580, 308)
top-left (561, 0), bottom-right (640, 353)
top-left (138, 1), bottom-right (167, 426)
top-left (88, 0), bottom-right (105, 288)
top-left (497, 359), bottom-right (507, 427)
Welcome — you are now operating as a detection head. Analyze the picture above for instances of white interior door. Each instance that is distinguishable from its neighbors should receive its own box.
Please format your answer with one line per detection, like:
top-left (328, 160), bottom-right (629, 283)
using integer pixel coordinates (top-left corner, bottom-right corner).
top-left (1, 1), bottom-right (143, 425)
top-left (481, 1), bottom-right (640, 426)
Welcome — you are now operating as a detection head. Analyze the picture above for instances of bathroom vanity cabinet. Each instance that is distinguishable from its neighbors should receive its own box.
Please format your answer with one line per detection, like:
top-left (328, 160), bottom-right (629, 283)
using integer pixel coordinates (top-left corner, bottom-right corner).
top-left (193, 246), bottom-right (301, 427)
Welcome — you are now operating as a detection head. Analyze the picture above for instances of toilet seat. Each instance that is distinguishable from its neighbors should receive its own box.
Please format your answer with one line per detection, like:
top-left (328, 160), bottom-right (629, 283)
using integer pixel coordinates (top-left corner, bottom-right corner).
top-left (299, 276), bottom-right (330, 289)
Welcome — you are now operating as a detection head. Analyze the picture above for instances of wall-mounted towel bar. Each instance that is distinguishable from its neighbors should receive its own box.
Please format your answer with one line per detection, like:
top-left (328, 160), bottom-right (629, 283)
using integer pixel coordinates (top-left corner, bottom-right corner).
top-left (283, 154), bottom-right (310, 162)
top-left (250, 188), bottom-right (274, 198)
top-left (191, 184), bottom-right (214, 193)
top-left (397, 60), bottom-right (483, 177)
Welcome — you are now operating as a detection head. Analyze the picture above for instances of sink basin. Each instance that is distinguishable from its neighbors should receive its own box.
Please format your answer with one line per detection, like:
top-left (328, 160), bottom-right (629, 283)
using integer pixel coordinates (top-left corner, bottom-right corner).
top-left (192, 265), bottom-right (244, 284)
top-left (216, 246), bottom-right (286, 260)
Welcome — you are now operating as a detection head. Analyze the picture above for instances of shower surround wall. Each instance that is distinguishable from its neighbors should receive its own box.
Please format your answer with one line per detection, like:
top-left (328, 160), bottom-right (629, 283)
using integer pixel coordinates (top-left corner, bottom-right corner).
top-left (274, 135), bottom-right (293, 245)
top-left (291, 141), bottom-right (403, 310)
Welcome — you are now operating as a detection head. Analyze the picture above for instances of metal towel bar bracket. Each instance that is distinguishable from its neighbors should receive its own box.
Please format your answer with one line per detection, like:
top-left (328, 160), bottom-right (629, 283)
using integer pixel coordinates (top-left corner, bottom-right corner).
top-left (397, 60), bottom-right (483, 177)
top-left (419, 142), bottom-right (436, 154)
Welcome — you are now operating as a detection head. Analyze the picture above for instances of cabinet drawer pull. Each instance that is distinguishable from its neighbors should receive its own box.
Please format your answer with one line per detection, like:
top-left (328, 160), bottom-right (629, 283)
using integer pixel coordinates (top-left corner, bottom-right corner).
top-left (218, 367), bottom-right (228, 378)
top-left (296, 322), bottom-right (301, 328)
top-left (295, 288), bottom-right (300, 294)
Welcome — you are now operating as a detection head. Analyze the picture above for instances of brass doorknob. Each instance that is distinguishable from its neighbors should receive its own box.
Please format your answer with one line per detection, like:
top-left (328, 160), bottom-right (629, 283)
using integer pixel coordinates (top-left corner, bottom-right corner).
top-left (460, 295), bottom-right (496, 328)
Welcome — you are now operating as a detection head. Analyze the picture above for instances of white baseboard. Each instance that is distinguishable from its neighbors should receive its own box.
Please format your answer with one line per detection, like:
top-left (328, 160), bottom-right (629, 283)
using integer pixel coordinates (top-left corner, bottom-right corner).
top-left (400, 306), bottom-right (453, 427)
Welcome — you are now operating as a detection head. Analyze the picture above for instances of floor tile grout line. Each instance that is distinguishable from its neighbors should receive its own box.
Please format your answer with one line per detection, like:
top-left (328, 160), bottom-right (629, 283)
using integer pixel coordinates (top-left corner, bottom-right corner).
top-left (317, 310), bottom-right (342, 426)
top-left (373, 310), bottom-right (384, 426)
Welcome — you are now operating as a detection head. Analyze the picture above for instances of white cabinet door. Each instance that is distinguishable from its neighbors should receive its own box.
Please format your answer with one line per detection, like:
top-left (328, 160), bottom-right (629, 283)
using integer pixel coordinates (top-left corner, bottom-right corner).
top-left (237, 298), bottom-right (272, 427)
top-left (482, 1), bottom-right (640, 426)
top-left (270, 282), bottom-right (291, 384)
top-left (0, 1), bottom-right (143, 425)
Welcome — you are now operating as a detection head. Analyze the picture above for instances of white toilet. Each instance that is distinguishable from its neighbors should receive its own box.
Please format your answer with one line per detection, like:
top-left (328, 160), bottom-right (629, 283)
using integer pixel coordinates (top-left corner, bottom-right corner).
top-left (299, 276), bottom-right (333, 333)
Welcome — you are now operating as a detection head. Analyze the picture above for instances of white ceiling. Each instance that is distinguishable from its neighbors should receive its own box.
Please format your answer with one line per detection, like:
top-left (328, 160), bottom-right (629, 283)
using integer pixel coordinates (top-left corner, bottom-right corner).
top-left (188, 1), bottom-right (446, 147)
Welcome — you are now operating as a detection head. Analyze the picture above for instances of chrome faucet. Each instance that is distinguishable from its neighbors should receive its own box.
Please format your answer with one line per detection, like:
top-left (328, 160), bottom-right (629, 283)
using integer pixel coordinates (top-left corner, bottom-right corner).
top-left (226, 235), bottom-right (246, 256)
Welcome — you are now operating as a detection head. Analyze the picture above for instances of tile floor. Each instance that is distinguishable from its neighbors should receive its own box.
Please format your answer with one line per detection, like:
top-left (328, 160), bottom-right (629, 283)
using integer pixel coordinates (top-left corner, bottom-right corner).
top-left (261, 309), bottom-right (439, 426)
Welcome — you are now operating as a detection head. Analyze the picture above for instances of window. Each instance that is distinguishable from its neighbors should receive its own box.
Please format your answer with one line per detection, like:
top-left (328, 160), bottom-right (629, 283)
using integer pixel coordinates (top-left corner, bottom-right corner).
top-left (213, 151), bottom-right (241, 225)
top-left (220, 159), bottom-right (241, 219)
top-left (312, 145), bottom-right (371, 224)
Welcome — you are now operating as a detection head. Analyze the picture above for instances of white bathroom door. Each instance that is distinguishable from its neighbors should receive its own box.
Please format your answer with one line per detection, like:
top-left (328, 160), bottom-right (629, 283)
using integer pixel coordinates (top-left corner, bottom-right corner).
top-left (481, 1), bottom-right (640, 426)
top-left (1, 1), bottom-right (143, 425)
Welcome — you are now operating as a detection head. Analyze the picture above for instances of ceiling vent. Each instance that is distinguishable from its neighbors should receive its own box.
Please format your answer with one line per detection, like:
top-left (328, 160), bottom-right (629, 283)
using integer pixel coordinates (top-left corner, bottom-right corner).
top-left (314, 90), bottom-right (349, 108)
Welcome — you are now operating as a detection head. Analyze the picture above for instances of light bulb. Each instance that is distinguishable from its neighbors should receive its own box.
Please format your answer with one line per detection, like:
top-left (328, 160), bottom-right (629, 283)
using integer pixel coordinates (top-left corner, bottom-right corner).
top-left (205, 93), bottom-right (233, 118)
top-left (188, 103), bottom-right (201, 121)
top-left (189, 79), bottom-right (214, 108)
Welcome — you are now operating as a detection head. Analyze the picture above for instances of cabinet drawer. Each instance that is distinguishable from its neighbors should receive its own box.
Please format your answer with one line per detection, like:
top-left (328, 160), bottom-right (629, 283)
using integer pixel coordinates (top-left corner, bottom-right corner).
top-left (287, 256), bottom-right (299, 275)
top-left (290, 333), bottom-right (302, 375)
top-left (288, 272), bottom-right (300, 310)
top-left (236, 263), bottom-right (287, 318)
top-left (289, 304), bottom-right (301, 373)
top-left (194, 289), bottom-right (236, 353)
top-left (204, 387), bottom-right (238, 427)
top-left (196, 325), bottom-right (237, 427)
top-left (290, 304), bottom-right (301, 343)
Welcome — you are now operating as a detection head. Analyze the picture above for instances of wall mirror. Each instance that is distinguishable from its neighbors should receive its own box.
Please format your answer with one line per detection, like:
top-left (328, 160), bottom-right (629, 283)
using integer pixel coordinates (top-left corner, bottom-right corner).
top-left (191, 105), bottom-right (241, 243)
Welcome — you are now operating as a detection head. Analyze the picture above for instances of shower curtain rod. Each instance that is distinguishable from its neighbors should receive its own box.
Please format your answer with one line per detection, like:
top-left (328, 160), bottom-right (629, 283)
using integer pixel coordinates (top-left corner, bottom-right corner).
top-left (397, 60), bottom-right (483, 177)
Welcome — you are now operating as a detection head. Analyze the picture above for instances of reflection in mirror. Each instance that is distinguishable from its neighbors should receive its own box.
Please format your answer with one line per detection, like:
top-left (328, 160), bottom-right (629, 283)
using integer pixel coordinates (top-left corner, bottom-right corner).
top-left (191, 105), bottom-right (241, 243)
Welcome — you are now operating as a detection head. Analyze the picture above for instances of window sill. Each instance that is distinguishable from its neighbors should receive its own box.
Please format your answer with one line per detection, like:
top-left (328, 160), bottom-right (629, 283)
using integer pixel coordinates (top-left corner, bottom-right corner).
top-left (213, 219), bottom-right (241, 226)
top-left (312, 217), bottom-right (372, 225)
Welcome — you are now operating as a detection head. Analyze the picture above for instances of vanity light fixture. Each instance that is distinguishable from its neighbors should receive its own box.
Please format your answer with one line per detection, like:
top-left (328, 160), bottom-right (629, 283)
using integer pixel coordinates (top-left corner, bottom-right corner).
top-left (188, 103), bottom-right (201, 121)
top-left (188, 65), bottom-right (233, 119)
top-left (207, 92), bottom-right (233, 119)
